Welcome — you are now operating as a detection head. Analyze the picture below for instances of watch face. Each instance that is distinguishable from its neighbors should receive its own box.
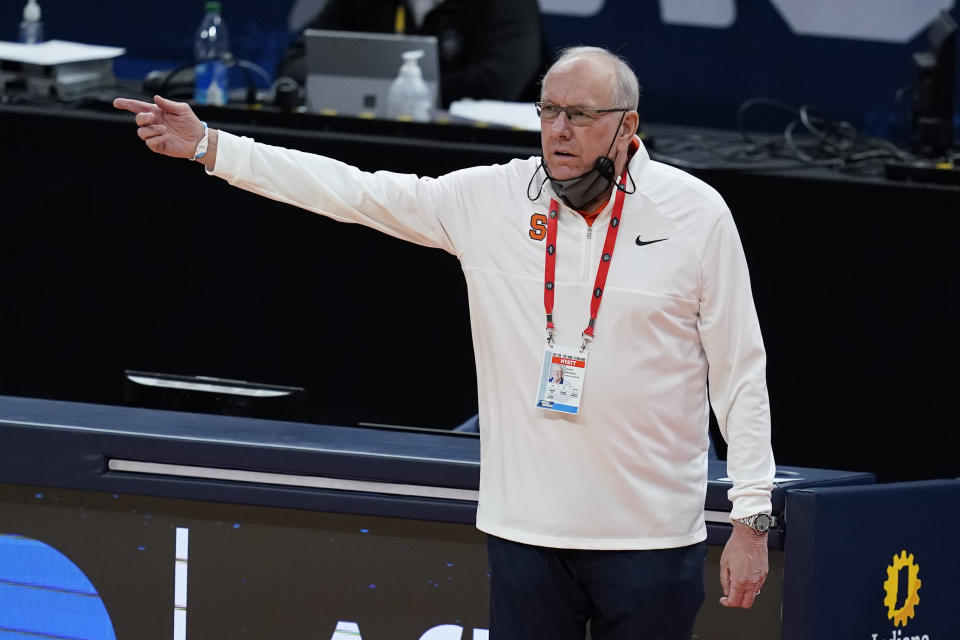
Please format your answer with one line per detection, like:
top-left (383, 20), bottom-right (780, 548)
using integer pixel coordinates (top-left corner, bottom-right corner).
top-left (754, 513), bottom-right (773, 532)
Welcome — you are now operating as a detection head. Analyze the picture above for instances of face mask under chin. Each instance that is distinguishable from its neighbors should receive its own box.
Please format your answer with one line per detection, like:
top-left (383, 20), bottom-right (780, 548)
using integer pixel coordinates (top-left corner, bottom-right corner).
top-left (544, 160), bottom-right (615, 211)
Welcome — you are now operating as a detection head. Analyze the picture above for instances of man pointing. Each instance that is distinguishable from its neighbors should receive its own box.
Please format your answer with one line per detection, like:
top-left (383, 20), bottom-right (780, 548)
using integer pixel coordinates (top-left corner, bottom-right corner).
top-left (116, 46), bottom-right (775, 640)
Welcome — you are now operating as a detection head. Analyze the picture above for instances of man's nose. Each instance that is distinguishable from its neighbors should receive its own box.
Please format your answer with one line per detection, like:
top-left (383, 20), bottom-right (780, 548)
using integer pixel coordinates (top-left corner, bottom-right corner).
top-left (549, 111), bottom-right (572, 135)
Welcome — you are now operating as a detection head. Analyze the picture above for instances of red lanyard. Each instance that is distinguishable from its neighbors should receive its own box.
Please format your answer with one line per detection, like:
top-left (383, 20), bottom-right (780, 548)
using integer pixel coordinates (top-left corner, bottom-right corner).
top-left (544, 174), bottom-right (628, 350)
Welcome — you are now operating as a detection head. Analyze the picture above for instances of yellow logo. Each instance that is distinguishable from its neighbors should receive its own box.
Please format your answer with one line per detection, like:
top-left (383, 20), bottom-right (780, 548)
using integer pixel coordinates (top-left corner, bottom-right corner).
top-left (883, 550), bottom-right (922, 627)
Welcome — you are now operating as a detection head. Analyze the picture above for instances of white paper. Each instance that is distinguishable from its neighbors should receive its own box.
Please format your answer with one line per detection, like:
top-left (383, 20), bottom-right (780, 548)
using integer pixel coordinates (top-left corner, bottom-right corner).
top-left (449, 99), bottom-right (541, 131)
top-left (0, 39), bottom-right (125, 65)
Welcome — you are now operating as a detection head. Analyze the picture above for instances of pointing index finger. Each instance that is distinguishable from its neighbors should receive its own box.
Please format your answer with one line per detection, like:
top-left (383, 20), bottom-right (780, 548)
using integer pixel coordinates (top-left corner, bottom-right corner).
top-left (113, 97), bottom-right (156, 114)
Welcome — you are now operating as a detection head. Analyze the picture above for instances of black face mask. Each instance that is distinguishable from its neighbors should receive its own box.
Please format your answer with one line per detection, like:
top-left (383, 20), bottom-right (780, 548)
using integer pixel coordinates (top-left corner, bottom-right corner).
top-left (529, 111), bottom-right (630, 210)
top-left (542, 155), bottom-right (618, 210)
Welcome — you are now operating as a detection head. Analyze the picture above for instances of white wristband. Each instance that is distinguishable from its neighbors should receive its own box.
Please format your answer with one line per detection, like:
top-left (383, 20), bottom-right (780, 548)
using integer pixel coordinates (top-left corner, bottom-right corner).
top-left (192, 121), bottom-right (208, 160)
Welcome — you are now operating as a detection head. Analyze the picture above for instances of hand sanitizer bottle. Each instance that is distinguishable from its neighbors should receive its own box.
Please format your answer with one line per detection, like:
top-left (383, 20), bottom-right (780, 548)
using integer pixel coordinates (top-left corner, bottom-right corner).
top-left (386, 50), bottom-right (431, 122)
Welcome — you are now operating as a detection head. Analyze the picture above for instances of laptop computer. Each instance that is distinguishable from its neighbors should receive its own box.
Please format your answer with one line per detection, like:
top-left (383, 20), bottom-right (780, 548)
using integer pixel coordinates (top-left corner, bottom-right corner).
top-left (303, 28), bottom-right (440, 118)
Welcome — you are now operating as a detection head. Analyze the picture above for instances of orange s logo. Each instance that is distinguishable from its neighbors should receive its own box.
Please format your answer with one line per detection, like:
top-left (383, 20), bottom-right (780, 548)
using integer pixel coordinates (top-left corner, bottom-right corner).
top-left (529, 213), bottom-right (547, 241)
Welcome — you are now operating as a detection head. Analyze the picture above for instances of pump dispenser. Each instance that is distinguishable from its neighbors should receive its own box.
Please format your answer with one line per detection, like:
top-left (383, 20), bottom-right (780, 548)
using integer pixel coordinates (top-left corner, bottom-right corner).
top-left (19, 0), bottom-right (43, 44)
top-left (386, 50), bottom-right (431, 122)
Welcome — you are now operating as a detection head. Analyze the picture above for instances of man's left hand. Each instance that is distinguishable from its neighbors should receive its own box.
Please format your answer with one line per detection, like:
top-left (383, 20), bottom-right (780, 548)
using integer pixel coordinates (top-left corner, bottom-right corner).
top-left (719, 522), bottom-right (769, 609)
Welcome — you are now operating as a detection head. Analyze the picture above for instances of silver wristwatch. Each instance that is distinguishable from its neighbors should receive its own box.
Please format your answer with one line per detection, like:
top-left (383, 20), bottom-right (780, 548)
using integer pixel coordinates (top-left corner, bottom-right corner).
top-left (733, 513), bottom-right (774, 534)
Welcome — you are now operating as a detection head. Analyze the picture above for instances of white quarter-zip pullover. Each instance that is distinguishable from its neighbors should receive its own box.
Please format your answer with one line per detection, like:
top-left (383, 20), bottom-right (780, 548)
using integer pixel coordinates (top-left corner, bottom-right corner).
top-left (211, 131), bottom-right (775, 549)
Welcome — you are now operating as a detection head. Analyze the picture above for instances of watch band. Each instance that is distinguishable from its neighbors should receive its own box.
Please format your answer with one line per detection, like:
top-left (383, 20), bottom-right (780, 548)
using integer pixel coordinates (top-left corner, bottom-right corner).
top-left (192, 121), bottom-right (209, 161)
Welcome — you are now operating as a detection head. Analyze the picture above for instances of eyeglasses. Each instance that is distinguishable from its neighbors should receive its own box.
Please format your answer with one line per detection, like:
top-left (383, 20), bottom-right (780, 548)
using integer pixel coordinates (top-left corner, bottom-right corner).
top-left (535, 102), bottom-right (630, 126)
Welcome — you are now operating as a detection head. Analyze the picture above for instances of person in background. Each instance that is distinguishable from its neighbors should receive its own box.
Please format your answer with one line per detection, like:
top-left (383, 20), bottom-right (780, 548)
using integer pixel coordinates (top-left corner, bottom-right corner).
top-left (114, 45), bottom-right (775, 640)
top-left (278, 0), bottom-right (548, 107)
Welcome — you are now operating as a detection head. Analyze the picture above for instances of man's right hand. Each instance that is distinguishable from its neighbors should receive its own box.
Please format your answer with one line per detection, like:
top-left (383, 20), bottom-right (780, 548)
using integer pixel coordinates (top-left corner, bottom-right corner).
top-left (113, 95), bottom-right (207, 160)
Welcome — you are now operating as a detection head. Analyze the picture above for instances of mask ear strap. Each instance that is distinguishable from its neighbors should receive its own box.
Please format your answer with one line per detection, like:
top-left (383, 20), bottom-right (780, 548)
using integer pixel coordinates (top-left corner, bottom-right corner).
top-left (607, 111), bottom-right (628, 155)
top-left (616, 165), bottom-right (637, 195)
top-left (598, 110), bottom-right (629, 180)
top-left (527, 160), bottom-right (550, 201)
top-left (609, 110), bottom-right (640, 195)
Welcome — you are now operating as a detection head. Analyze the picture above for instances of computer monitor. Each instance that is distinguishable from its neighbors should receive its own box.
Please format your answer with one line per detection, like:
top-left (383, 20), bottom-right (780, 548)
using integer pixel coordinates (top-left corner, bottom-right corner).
top-left (303, 29), bottom-right (440, 118)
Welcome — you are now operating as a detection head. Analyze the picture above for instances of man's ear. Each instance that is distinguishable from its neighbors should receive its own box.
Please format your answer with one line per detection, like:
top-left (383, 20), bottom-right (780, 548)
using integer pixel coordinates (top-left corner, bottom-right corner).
top-left (621, 110), bottom-right (640, 140)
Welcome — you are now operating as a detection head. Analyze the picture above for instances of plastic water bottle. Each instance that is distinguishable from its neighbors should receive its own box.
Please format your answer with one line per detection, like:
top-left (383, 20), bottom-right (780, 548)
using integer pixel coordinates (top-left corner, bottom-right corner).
top-left (194, 1), bottom-right (230, 106)
top-left (386, 50), bottom-right (431, 122)
top-left (18, 0), bottom-right (43, 44)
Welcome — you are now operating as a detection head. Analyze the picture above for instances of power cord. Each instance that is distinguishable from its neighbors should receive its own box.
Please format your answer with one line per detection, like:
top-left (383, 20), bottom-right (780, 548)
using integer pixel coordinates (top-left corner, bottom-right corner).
top-left (650, 97), bottom-right (947, 178)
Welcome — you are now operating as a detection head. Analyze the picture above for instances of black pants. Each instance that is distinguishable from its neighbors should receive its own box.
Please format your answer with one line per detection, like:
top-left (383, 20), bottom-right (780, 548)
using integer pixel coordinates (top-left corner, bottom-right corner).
top-left (487, 536), bottom-right (706, 640)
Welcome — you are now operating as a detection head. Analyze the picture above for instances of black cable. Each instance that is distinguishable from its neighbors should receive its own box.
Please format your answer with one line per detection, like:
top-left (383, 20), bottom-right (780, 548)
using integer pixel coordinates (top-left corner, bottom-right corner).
top-left (670, 96), bottom-right (940, 177)
top-left (154, 56), bottom-right (273, 105)
top-left (736, 97), bottom-right (799, 144)
top-left (226, 58), bottom-right (258, 104)
top-left (158, 62), bottom-right (199, 99)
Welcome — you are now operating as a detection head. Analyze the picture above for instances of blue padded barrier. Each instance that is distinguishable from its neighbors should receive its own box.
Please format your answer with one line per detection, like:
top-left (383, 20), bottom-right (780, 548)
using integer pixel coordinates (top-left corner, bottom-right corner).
top-left (782, 479), bottom-right (960, 640)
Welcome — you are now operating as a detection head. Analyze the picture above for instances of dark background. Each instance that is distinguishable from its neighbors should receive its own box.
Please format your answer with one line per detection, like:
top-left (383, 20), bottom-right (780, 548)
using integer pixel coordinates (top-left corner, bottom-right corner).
top-left (1, 1), bottom-right (960, 484)
top-left (2, 104), bottom-right (959, 486)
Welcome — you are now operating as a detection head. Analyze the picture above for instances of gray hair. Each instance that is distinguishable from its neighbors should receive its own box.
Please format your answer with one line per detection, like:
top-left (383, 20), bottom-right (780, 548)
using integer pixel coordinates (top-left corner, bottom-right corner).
top-left (542, 46), bottom-right (640, 110)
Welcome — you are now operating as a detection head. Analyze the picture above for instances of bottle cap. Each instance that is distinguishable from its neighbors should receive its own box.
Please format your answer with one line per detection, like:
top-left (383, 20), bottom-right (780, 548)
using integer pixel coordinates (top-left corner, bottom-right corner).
top-left (205, 1), bottom-right (222, 13)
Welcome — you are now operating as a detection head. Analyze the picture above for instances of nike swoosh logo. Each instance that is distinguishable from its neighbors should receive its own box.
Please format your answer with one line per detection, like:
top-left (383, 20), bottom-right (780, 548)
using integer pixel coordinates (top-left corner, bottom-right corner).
top-left (636, 236), bottom-right (668, 246)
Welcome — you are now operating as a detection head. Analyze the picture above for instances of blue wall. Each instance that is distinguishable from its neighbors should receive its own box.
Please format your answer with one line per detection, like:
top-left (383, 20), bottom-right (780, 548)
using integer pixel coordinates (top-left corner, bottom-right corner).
top-left (3, 1), bottom-right (958, 141)
top-left (542, 2), bottom-right (960, 140)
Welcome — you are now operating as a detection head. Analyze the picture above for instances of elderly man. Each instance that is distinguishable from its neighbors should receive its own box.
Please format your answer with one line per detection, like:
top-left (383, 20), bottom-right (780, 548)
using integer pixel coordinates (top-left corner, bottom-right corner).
top-left (115, 46), bottom-right (775, 640)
